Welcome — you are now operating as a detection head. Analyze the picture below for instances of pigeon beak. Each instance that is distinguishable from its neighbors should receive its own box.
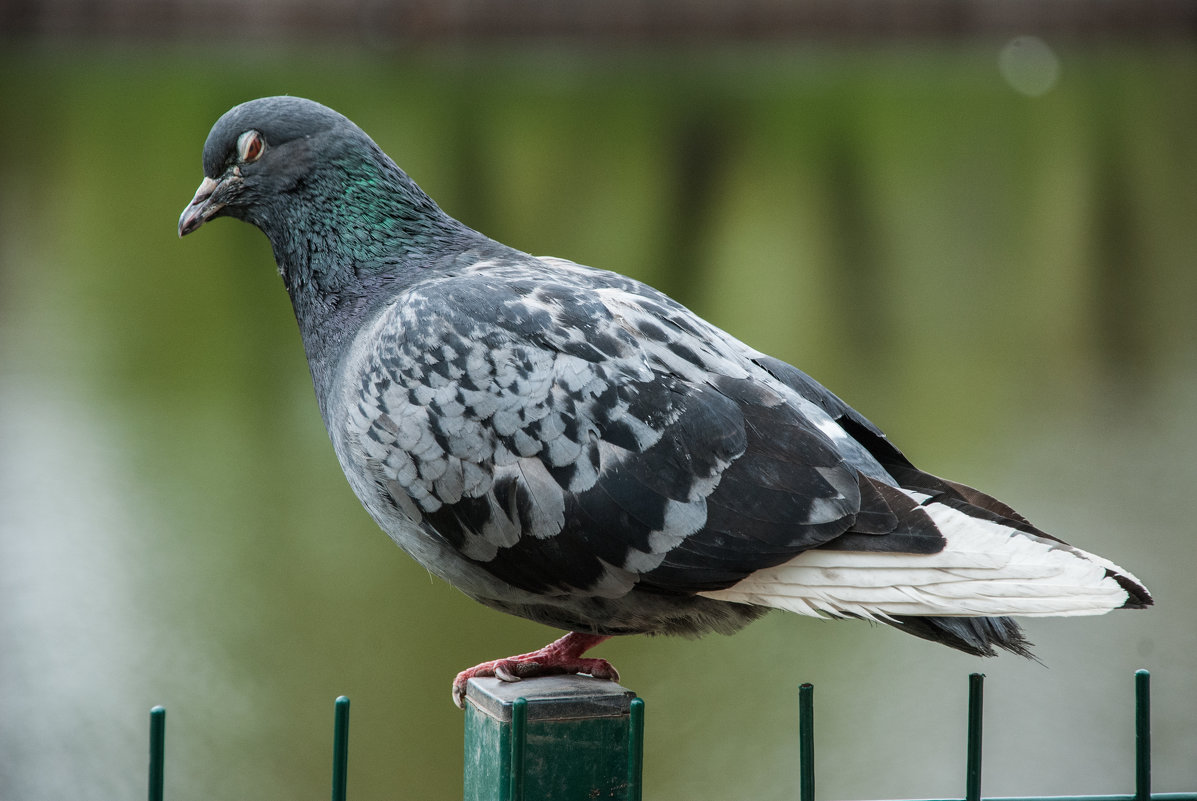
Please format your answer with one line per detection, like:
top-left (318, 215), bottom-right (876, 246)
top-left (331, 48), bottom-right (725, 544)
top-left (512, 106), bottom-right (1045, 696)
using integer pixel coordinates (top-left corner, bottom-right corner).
top-left (179, 175), bottom-right (230, 237)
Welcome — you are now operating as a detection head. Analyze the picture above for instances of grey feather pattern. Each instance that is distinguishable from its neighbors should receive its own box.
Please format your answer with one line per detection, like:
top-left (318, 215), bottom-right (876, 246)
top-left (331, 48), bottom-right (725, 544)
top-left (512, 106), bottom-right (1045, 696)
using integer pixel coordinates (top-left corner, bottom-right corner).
top-left (332, 252), bottom-right (892, 629)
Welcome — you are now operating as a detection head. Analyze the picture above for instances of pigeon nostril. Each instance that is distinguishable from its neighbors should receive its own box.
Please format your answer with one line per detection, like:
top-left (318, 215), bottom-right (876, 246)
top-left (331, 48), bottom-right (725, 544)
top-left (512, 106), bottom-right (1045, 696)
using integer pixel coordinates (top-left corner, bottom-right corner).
top-left (189, 176), bottom-right (221, 206)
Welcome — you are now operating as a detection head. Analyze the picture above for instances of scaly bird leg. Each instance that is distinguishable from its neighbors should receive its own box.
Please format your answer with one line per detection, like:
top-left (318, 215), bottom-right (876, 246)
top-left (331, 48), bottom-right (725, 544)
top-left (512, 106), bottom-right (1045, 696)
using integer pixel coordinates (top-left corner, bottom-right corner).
top-left (452, 631), bottom-right (616, 708)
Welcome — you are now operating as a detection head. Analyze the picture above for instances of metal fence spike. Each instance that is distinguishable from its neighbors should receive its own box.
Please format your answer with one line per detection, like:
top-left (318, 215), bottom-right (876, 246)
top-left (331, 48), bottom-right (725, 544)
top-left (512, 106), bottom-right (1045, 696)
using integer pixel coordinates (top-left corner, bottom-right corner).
top-left (800, 683), bottom-right (815, 801)
top-left (966, 673), bottom-right (985, 801)
top-left (331, 696), bottom-right (350, 801)
top-left (148, 706), bottom-right (166, 801)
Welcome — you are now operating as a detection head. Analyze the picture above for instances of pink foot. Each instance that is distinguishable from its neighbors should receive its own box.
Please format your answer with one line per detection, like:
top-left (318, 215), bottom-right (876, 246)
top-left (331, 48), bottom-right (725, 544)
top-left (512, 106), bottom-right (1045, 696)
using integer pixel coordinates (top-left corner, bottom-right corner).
top-left (452, 632), bottom-right (616, 708)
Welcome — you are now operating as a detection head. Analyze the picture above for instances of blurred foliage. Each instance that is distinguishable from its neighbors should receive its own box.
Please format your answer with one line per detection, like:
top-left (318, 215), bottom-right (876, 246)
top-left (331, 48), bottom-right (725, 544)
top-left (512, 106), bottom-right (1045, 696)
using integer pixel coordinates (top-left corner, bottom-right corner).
top-left (0, 43), bottom-right (1194, 801)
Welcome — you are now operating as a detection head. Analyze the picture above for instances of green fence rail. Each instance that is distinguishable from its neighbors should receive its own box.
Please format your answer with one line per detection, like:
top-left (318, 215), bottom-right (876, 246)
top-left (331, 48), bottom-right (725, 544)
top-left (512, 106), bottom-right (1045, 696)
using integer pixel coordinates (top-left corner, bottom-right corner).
top-left (145, 670), bottom-right (1194, 801)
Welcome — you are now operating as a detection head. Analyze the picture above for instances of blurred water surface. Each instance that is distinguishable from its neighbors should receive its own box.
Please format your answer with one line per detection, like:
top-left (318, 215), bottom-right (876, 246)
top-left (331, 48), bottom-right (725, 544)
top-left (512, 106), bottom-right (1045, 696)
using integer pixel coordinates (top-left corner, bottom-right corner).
top-left (1, 44), bottom-right (1195, 801)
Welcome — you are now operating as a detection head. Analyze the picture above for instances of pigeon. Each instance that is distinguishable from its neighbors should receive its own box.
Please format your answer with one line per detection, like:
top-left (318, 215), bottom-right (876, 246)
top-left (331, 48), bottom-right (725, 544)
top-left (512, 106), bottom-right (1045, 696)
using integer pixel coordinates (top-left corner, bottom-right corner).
top-left (179, 97), bottom-right (1152, 707)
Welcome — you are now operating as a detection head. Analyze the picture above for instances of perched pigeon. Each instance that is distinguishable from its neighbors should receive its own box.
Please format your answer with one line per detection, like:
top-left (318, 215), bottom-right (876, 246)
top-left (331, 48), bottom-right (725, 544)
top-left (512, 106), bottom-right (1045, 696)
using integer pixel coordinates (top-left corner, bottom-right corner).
top-left (180, 97), bottom-right (1151, 706)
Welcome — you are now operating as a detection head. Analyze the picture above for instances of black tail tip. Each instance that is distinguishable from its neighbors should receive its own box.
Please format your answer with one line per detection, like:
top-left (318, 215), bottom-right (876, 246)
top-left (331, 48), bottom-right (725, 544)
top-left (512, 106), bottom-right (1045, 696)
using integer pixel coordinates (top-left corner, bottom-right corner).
top-left (1108, 569), bottom-right (1153, 610)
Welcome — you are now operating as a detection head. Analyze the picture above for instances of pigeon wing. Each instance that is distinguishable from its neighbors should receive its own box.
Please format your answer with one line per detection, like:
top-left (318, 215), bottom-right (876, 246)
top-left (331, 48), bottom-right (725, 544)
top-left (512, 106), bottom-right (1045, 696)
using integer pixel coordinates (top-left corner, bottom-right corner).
top-left (339, 258), bottom-right (921, 600)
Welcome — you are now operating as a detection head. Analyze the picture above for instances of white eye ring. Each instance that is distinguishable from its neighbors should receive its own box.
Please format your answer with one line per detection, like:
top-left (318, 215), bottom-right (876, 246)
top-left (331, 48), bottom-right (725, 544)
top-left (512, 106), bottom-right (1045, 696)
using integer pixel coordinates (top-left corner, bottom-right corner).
top-left (237, 130), bottom-right (265, 163)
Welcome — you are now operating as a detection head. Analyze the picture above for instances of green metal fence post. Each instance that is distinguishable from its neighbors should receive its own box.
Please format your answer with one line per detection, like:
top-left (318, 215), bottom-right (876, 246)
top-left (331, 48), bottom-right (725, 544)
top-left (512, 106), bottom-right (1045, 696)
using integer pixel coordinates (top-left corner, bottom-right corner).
top-left (148, 706), bottom-right (165, 801)
top-left (799, 683), bottom-right (815, 801)
top-left (626, 697), bottom-right (646, 801)
top-left (331, 696), bottom-right (350, 801)
top-left (1135, 670), bottom-right (1151, 801)
top-left (966, 673), bottom-right (985, 801)
top-left (463, 675), bottom-right (641, 801)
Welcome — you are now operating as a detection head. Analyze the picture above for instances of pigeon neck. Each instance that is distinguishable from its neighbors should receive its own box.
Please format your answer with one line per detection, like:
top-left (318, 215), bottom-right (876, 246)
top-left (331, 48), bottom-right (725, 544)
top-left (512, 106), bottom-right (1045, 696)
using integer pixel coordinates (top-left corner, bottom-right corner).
top-left (265, 157), bottom-right (471, 284)
top-left (262, 161), bottom-right (481, 420)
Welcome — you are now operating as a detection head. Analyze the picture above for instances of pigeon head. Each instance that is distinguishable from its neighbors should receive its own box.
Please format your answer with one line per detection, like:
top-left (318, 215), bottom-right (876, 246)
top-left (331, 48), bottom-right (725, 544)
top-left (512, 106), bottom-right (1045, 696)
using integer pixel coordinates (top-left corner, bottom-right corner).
top-left (179, 96), bottom-right (354, 238)
top-left (179, 97), bottom-right (469, 267)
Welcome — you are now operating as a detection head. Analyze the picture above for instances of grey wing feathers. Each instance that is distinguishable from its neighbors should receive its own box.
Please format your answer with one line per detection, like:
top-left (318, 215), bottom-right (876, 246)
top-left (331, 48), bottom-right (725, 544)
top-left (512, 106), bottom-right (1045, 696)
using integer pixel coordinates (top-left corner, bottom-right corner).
top-left (342, 257), bottom-right (941, 600)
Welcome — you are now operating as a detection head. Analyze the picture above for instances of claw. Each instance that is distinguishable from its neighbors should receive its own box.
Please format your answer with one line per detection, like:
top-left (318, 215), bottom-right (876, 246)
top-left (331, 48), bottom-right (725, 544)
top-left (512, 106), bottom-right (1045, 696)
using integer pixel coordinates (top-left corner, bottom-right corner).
top-left (493, 661), bottom-right (526, 683)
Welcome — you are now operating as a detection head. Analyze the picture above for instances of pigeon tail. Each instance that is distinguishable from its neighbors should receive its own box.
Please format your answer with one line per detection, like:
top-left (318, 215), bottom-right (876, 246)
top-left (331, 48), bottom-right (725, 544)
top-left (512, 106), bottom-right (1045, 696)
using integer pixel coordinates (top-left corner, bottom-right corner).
top-left (697, 490), bottom-right (1146, 623)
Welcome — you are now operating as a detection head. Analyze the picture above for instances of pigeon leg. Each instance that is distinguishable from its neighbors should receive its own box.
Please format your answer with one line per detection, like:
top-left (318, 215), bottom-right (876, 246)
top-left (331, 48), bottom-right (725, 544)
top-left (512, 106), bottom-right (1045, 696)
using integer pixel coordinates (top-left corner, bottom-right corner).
top-left (452, 631), bottom-right (616, 708)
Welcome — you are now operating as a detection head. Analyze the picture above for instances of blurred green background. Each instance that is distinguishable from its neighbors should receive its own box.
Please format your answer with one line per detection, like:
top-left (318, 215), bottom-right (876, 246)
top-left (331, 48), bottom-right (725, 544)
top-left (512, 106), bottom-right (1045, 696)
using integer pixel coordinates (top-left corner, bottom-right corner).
top-left (2, 27), bottom-right (1196, 801)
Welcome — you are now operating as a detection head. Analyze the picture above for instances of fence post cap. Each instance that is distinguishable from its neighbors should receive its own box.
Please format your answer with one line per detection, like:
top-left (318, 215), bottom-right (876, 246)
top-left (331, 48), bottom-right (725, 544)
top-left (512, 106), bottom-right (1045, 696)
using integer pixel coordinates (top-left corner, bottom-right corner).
top-left (464, 675), bottom-right (636, 722)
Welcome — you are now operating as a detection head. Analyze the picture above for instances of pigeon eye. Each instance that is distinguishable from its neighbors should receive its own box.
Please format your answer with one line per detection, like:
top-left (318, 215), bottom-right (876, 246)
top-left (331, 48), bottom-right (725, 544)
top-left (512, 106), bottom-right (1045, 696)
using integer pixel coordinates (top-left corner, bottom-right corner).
top-left (237, 130), bottom-right (265, 163)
